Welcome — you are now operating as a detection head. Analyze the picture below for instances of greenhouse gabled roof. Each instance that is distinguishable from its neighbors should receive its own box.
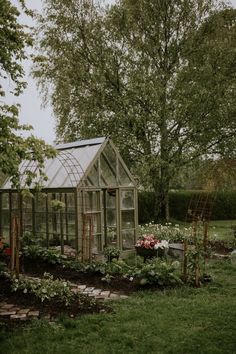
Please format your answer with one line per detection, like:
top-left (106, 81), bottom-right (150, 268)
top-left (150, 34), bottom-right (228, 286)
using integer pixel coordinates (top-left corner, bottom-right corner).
top-left (1, 137), bottom-right (106, 190)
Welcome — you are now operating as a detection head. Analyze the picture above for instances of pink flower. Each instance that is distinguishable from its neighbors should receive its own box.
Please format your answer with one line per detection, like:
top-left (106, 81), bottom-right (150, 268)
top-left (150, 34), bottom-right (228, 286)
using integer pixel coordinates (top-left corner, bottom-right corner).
top-left (135, 234), bottom-right (161, 250)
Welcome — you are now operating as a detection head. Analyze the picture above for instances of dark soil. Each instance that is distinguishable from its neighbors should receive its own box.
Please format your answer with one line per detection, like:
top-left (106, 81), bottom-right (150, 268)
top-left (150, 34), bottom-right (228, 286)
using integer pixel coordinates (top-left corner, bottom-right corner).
top-left (0, 272), bottom-right (111, 331)
top-left (208, 241), bottom-right (234, 255)
top-left (22, 259), bottom-right (139, 294)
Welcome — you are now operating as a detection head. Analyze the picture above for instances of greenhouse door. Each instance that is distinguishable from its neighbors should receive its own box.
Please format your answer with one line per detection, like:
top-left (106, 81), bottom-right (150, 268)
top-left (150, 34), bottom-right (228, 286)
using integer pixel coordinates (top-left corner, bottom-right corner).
top-left (82, 190), bottom-right (102, 261)
top-left (103, 189), bottom-right (118, 247)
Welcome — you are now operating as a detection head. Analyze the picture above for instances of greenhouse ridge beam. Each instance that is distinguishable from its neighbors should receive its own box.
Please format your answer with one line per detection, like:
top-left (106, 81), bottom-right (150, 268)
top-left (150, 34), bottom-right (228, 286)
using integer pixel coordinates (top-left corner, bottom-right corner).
top-left (55, 137), bottom-right (106, 151)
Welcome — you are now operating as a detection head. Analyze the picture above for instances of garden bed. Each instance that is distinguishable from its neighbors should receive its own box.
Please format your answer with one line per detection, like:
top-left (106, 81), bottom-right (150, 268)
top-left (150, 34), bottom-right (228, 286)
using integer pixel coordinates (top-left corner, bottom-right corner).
top-left (0, 273), bottom-right (111, 331)
top-left (22, 259), bottom-right (139, 294)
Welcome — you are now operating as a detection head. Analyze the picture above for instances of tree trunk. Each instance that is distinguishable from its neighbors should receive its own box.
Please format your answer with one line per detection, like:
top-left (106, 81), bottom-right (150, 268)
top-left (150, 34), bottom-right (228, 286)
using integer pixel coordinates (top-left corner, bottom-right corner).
top-left (151, 165), bottom-right (171, 222)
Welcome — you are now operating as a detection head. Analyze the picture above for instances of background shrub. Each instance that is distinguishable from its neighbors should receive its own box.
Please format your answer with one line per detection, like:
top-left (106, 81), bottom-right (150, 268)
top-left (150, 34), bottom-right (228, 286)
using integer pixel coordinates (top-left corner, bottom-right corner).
top-left (138, 190), bottom-right (236, 222)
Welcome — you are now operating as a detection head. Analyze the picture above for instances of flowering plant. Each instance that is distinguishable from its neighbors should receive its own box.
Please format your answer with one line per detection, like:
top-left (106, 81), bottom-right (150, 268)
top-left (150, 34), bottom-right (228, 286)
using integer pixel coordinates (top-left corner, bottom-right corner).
top-left (135, 234), bottom-right (169, 250)
top-left (0, 240), bottom-right (11, 256)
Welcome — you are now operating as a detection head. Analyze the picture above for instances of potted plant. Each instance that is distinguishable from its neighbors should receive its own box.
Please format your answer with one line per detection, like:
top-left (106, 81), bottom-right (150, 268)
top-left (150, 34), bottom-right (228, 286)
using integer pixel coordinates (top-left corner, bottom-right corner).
top-left (135, 234), bottom-right (169, 262)
top-left (51, 199), bottom-right (65, 211)
top-left (103, 247), bottom-right (121, 262)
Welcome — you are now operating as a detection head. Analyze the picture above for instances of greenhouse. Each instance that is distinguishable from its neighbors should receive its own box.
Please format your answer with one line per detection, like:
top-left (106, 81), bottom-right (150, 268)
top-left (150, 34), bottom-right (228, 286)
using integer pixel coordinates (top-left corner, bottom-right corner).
top-left (0, 137), bottom-right (138, 261)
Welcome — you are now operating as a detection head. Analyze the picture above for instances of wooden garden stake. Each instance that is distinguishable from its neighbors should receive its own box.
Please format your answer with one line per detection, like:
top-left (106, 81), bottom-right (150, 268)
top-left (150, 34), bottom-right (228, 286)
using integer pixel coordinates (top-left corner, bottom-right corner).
top-left (10, 216), bottom-right (16, 272)
top-left (15, 216), bottom-right (20, 277)
top-left (183, 238), bottom-right (188, 283)
top-left (195, 249), bottom-right (200, 288)
top-left (10, 216), bottom-right (20, 277)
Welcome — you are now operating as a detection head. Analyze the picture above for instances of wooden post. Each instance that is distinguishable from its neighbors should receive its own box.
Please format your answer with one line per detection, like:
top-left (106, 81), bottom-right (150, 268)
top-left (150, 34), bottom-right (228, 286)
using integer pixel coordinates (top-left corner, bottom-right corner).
top-left (10, 216), bottom-right (16, 272)
top-left (10, 215), bottom-right (20, 277)
top-left (0, 193), bottom-right (2, 239)
top-left (60, 193), bottom-right (64, 254)
top-left (195, 254), bottom-right (200, 287)
top-left (183, 238), bottom-right (188, 283)
top-left (15, 217), bottom-right (20, 277)
top-left (46, 194), bottom-right (49, 248)
top-left (74, 189), bottom-right (79, 260)
top-left (203, 221), bottom-right (208, 254)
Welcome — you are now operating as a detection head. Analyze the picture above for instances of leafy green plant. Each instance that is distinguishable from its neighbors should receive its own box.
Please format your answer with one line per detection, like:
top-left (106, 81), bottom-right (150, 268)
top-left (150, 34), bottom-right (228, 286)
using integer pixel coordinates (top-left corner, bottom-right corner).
top-left (0, 261), bottom-right (7, 273)
top-left (130, 259), bottom-right (183, 287)
top-left (51, 199), bottom-right (65, 211)
top-left (22, 245), bottom-right (67, 265)
top-left (11, 273), bottom-right (74, 305)
top-left (103, 247), bottom-right (121, 262)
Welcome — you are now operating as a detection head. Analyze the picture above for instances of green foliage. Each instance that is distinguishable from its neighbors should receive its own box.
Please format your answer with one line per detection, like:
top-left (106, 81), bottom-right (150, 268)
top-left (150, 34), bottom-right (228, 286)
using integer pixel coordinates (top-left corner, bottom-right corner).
top-left (139, 190), bottom-right (236, 222)
top-left (22, 245), bottom-right (68, 265)
top-left (0, 0), bottom-right (56, 189)
top-left (22, 244), bottom-right (182, 288)
top-left (130, 258), bottom-right (183, 287)
top-left (103, 247), bottom-right (121, 261)
top-left (51, 199), bottom-right (66, 211)
top-left (0, 261), bottom-right (7, 273)
top-left (138, 191), bottom-right (156, 223)
top-left (11, 272), bottom-right (74, 305)
top-left (139, 222), bottom-right (191, 242)
top-left (34, 0), bottom-right (236, 219)
top-left (1, 261), bottom-right (236, 354)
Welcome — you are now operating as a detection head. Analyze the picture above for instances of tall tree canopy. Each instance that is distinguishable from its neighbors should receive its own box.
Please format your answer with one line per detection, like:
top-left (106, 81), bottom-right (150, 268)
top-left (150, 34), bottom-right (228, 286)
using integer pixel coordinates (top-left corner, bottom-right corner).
top-left (34, 0), bottom-right (236, 219)
top-left (0, 0), bottom-right (55, 188)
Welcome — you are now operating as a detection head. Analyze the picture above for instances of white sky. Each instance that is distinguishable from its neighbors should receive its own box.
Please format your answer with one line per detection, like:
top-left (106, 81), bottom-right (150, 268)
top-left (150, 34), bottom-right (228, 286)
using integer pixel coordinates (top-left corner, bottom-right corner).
top-left (9, 0), bottom-right (236, 145)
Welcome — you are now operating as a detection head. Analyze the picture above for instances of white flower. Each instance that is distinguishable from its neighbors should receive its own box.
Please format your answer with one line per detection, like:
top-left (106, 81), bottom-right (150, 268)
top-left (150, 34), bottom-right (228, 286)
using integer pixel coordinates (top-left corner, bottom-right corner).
top-left (160, 240), bottom-right (169, 249)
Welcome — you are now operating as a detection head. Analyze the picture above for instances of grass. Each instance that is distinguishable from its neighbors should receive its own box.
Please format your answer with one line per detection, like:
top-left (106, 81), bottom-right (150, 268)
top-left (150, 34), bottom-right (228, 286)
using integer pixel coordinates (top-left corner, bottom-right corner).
top-left (171, 219), bottom-right (236, 243)
top-left (208, 220), bottom-right (236, 241)
top-left (0, 259), bottom-right (235, 354)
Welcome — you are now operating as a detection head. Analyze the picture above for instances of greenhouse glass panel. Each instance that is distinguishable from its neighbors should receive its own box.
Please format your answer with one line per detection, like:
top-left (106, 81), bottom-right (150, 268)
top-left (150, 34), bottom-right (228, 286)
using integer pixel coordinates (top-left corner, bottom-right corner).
top-left (121, 190), bottom-right (134, 209)
top-left (103, 143), bottom-right (117, 174)
top-left (84, 191), bottom-right (100, 212)
top-left (122, 229), bottom-right (135, 250)
top-left (11, 193), bottom-right (18, 210)
top-left (1, 193), bottom-right (9, 240)
top-left (35, 193), bottom-right (47, 211)
top-left (106, 228), bottom-right (117, 246)
top-left (118, 161), bottom-right (133, 186)
top-left (87, 161), bottom-right (99, 186)
top-left (121, 210), bottom-right (135, 229)
top-left (100, 153), bottom-right (116, 186)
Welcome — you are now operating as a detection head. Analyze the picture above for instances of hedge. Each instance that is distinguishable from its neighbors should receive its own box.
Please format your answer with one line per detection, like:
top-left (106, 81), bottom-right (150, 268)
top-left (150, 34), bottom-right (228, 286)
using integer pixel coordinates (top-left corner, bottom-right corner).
top-left (138, 190), bottom-right (236, 223)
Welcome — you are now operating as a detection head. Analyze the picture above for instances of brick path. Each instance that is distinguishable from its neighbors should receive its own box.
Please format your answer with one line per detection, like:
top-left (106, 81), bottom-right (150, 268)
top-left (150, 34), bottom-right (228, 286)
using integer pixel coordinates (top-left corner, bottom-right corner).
top-left (0, 302), bottom-right (39, 320)
top-left (0, 279), bottom-right (128, 321)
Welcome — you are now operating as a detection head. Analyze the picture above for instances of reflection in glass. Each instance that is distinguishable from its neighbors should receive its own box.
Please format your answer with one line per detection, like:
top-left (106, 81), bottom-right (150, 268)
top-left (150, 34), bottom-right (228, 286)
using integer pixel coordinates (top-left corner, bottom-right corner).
top-left (121, 210), bottom-right (134, 229)
top-left (87, 161), bottom-right (99, 186)
top-left (122, 229), bottom-right (134, 250)
top-left (107, 209), bottom-right (116, 227)
top-left (106, 227), bottom-right (117, 246)
top-left (100, 153), bottom-right (116, 186)
top-left (121, 190), bottom-right (134, 209)
top-left (119, 161), bottom-right (133, 186)
top-left (84, 191), bottom-right (100, 211)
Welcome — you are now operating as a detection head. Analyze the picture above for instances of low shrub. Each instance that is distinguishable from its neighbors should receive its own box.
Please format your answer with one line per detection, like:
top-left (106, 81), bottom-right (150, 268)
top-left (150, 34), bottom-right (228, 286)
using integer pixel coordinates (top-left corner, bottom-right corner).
top-left (10, 273), bottom-right (74, 305)
top-left (138, 190), bottom-right (236, 222)
top-left (23, 245), bottom-right (68, 265)
top-left (128, 258), bottom-right (183, 287)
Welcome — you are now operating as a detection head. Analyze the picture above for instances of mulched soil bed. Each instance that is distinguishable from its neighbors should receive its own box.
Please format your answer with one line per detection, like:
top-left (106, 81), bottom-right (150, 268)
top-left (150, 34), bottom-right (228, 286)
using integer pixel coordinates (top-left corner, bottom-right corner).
top-left (22, 258), bottom-right (141, 294)
top-left (208, 241), bottom-right (234, 255)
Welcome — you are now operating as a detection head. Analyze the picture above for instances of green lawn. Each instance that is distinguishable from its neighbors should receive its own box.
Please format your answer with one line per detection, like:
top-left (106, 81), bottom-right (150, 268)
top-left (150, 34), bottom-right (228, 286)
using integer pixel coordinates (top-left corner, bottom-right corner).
top-left (208, 220), bottom-right (236, 241)
top-left (0, 259), bottom-right (235, 354)
top-left (171, 219), bottom-right (236, 243)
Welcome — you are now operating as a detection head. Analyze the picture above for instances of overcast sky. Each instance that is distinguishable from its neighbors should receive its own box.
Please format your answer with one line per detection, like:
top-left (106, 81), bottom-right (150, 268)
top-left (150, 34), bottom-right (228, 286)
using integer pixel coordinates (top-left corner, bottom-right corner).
top-left (10, 0), bottom-right (236, 145)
